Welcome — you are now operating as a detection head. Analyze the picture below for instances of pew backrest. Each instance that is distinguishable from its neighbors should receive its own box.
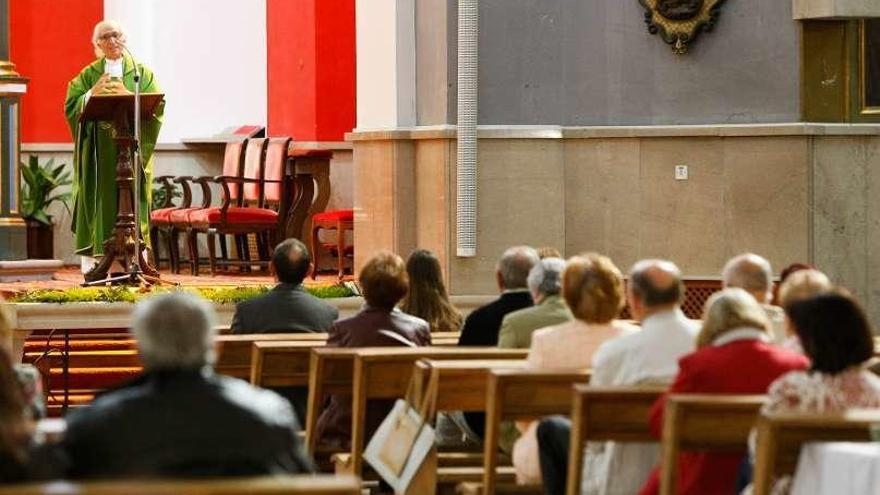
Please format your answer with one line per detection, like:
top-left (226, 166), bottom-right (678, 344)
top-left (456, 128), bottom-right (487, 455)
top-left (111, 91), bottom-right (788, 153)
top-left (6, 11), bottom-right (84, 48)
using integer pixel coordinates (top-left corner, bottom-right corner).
top-left (565, 385), bottom-right (666, 495)
top-left (413, 358), bottom-right (527, 412)
top-left (482, 368), bottom-right (592, 494)
top-left (250, 340), bottom-right (325, 387)
top-left (216, 333), bottom-right (327, 379)
top-left (751, 410), bottom-right (880, 495)
top-left (659, 394), bottom-right (766, 495)
top-left (0, 475), bottom-right (362, 495)
top-left (305, 347), bottom-right (359, 454)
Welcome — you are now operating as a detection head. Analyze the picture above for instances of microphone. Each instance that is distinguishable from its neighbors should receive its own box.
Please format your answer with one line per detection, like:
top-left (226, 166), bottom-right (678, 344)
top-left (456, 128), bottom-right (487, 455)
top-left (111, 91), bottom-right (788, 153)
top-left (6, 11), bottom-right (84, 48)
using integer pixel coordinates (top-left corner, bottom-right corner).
top-left (121, 44), bottom-right (141, 84)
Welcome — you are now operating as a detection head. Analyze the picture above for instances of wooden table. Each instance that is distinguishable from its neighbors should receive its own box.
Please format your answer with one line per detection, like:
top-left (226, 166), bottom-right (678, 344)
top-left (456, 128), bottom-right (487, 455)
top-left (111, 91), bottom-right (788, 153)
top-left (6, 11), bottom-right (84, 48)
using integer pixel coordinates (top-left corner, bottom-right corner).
top-left (280, 148), bottom-right (333, 242)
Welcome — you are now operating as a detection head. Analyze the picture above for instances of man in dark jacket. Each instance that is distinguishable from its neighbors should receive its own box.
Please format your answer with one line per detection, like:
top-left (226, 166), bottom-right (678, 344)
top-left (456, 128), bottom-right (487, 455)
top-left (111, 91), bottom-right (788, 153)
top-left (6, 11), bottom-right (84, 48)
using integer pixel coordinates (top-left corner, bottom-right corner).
top-left (231, 238), bottom-right (338, 333)
top-left (62, 293), bottom-right (314, 479)
top-left (456, 245), bottom-right (539, 438)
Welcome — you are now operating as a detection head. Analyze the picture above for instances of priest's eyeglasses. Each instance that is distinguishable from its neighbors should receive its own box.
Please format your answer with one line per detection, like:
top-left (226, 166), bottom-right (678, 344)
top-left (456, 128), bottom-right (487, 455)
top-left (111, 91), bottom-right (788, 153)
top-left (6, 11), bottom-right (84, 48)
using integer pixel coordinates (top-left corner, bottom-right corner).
top-left (98, 31), bottom-right (123, 41)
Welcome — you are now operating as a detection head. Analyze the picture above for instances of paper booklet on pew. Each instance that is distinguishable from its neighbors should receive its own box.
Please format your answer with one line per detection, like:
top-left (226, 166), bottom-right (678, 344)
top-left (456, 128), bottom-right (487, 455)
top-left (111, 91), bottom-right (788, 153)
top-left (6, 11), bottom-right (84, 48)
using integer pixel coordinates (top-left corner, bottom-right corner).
top-left (364, 375), bottom-right (437, 494)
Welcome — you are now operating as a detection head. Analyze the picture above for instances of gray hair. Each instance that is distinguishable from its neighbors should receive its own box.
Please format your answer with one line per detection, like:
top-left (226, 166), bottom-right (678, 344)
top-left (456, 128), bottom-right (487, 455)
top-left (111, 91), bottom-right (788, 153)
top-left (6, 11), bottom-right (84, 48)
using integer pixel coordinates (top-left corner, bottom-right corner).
top-left (131, 292), bottom-right (217, 371)
top-left (497, 246), bottom-right (540, 290)
top-left (527, 257), bottom-right (565, 297)
top-left (92, 20), bottom-right (126, 57)
top-left (722, 253), bottom-right (773, 301)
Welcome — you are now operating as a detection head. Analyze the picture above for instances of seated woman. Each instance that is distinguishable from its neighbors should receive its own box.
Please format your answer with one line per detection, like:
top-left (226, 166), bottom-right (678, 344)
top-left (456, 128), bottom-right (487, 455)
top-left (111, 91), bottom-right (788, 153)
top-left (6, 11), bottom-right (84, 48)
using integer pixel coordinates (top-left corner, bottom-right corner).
top-left (512, 253), bottom-right (638, 485)
top-left (775, 269), bottom-right (832, 352)
top-left (314, 251), bottom-right (432, 450)
top-left (638, 288), bottom-right (809, 495)
top-left (400, 249), bottom-right (463, 333)
top-left (743, 292), bottom-right (880, 494)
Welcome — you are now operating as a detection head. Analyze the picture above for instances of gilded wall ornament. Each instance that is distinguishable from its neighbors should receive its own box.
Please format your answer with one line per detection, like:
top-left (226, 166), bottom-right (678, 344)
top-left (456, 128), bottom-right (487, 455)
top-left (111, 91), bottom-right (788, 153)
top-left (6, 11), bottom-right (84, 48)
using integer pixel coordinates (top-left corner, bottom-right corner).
top-left (638, 0), bottom-right (726, 55)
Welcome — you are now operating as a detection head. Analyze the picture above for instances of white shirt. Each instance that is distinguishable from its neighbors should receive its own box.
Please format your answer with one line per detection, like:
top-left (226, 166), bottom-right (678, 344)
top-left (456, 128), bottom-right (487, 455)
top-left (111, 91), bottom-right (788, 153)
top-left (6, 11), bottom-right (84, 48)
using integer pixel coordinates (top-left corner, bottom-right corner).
top-left (581, 308), bottom-right (700, 495)
top-left (104, 57), bottom-right (124, 78)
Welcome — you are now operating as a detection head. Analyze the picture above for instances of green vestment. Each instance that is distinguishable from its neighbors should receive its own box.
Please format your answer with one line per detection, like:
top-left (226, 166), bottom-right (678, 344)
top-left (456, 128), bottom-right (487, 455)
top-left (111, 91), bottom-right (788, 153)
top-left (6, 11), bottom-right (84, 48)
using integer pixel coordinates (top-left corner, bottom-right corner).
top-left (64, 54), bottom-right (164, 256)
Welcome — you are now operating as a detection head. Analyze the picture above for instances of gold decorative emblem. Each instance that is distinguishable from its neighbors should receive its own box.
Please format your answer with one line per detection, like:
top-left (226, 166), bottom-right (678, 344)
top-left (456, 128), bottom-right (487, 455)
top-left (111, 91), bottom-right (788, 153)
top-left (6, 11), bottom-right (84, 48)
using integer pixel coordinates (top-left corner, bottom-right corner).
top-left (638, 0), bottom-right (726, 55)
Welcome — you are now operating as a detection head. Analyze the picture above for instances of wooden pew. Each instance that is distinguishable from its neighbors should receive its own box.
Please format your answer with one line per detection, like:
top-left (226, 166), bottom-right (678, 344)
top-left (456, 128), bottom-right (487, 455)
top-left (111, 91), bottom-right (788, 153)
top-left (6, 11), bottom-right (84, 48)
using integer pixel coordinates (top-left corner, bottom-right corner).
top-left (457, 369), bottom-right (592, 495)
top-left (215, 333), bottom-right (328, 379)
top-left (0, 475), bottom-right (362, 495)
top-left (659, 394), bottom-right (766, 495)
top-left (565, 385), bottom-right (666, 495)
top-left (346, 348), bottom-right (529, 476)
top-left (752, 410), bottom-right (880, 495)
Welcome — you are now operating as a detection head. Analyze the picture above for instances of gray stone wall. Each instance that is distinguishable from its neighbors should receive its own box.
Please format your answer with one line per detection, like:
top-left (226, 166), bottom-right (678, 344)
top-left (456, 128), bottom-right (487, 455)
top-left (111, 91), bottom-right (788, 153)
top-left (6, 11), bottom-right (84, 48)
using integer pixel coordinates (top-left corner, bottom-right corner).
top-left (419, 0), bottom-right (801, 126)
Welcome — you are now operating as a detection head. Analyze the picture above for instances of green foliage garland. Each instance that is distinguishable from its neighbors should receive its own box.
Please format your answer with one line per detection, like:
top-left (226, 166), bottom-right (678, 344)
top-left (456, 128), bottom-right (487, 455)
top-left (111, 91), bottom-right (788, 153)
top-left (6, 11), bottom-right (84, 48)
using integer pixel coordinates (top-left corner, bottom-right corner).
top-left (9, 284), bottom-right (354, 304)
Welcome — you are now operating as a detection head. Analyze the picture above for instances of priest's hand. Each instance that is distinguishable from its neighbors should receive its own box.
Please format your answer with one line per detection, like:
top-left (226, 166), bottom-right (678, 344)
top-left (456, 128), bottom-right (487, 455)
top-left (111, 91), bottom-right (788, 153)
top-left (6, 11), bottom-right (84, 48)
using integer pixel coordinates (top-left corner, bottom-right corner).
top-left (91, 74), bottom-right (130, 95)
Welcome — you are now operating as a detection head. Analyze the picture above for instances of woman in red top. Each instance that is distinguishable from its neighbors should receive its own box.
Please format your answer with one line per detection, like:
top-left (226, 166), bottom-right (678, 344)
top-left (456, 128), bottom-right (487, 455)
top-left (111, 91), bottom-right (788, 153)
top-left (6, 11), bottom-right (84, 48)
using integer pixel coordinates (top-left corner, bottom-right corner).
top-left (638, 288), bottom-right (809, 495)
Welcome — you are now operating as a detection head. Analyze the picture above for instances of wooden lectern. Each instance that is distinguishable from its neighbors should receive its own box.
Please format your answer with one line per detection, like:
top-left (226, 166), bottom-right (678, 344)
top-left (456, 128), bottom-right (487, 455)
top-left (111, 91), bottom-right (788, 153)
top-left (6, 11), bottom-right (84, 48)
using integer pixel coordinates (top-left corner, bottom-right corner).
top-left (79, 93), bottom-right (164, 285)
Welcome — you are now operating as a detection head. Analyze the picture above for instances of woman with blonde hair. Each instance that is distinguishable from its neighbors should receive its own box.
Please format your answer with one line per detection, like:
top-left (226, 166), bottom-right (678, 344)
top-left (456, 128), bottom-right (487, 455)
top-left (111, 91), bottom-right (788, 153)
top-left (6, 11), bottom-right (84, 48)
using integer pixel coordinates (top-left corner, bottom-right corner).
top-left (638, 289), bottom-right (808, 495)
top-left (511, 253), bottom-right (638, 485)
top-left (400, 249), bottom-right (463, 332)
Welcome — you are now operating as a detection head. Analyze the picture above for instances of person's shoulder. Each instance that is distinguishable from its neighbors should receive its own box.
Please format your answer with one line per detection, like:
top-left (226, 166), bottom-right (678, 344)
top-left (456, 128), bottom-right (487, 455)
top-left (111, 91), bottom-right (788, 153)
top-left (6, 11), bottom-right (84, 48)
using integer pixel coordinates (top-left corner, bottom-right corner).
top-left (763, 342), bottom-right (810, 368)
top-left (214, 375), bottom-right (297, 426)
top-left (392, 309), bottom-right (430, 330)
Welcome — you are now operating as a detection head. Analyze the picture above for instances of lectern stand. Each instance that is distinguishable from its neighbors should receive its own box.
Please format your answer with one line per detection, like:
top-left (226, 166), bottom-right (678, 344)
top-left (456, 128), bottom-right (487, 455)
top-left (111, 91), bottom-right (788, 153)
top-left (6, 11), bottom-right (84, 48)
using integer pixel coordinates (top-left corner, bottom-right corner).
top-left (79, 93), bottom-right (165, 286)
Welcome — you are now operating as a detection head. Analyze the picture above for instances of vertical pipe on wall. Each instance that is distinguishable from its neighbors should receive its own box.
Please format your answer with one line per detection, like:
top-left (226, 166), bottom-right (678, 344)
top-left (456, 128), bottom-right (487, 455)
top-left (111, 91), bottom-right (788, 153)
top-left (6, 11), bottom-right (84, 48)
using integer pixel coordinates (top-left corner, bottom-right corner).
top-left (456, 0), bottom-right (478, 257)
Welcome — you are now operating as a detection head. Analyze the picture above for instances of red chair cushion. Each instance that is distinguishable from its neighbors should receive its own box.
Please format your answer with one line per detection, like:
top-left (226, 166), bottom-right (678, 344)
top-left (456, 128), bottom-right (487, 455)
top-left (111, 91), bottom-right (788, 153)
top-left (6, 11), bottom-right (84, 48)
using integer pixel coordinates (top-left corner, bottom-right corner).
top-left (168, 207), bottom-right (201, 224)
top-left (188, 207), bottom-right (278, 225)
top-left (150, 207), bottom-right (175, 223)
top-left (313, 209), bottom-right (353, 222)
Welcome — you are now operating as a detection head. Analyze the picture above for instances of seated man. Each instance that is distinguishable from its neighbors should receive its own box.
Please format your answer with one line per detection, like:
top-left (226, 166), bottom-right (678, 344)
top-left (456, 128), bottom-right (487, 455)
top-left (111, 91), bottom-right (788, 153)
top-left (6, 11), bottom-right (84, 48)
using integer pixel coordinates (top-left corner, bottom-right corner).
top-left (231, 238), bottom-right (338, 334)
top-left (722, 253), bottom-right (784, 343)
top-left (62, 293), bottom-right (314, 479)
top-left (536, 259), bottom-right (699, 495)
top-left (498, 257), bottom-right (571, 349)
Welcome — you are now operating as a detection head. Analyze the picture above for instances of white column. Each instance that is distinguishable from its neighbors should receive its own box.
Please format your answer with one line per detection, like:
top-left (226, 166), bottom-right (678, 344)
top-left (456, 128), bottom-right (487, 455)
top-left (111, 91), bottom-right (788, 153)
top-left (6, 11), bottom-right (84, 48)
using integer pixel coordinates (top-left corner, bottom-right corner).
top-left (355, 0), bottom-right (416, 129)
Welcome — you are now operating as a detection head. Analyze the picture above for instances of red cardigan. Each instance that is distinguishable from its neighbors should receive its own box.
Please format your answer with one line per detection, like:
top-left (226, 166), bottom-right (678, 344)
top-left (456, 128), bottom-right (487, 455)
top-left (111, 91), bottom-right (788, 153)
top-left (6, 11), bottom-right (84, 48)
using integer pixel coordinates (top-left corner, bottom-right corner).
top-left (638, 339), bottom-right (809, 495)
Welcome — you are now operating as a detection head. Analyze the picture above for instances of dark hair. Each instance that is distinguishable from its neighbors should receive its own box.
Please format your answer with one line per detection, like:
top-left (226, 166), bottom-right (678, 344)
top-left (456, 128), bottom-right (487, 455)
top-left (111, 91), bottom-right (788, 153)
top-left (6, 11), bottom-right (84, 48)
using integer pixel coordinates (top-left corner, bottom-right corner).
top-left (787, 293), bottom-right (874, 374)
top-left (400, 250), bottom-right (462, 332)
top-left (360, 252), bottom-right (409, 311)
top-left (629, 268), bottom-right (683, 307)
top-left (272, 238), bottom-right (311, 285)
top-left (773, 262), bottom-right (815, 305)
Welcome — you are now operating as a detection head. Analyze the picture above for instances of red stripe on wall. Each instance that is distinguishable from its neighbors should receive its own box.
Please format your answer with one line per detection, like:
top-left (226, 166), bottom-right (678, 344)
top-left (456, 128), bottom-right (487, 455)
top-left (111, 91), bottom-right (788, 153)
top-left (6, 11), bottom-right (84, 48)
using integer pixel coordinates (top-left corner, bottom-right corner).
top-left (267, 0), bottom-right (355, 142)
top-left (11, 0), bottom-right (104, 143)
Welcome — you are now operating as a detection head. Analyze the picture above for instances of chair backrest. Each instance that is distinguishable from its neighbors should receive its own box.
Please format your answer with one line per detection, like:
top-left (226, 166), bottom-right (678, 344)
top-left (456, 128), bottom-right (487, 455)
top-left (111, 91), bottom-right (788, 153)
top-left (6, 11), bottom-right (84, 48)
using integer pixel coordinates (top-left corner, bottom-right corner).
top-left (565, 385), bottom-right (666, 495)
top-left (242, 137), bottom-right (268, 203)
top-left (751, 410), bottom-right (880, 495)
top-left (221, 139), bottom-right (246, 201)
top-left (0, 475), bottom-right (362, 495)
top-left (264, 137), bottom-right (292, 204)
top-left (215, 332), bottom-right (328, 380)
top-left (481, 368), bottom-right (592, 494)
top-left (347, 348), bottom-right (529, 475)
top-left (659, 394), bottom-right (766, 495)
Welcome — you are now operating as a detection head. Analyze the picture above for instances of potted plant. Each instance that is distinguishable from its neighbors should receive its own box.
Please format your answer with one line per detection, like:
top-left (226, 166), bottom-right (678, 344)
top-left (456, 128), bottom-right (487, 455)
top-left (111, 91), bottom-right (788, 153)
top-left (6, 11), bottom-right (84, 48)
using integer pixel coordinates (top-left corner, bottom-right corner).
top-left (20, 155), bottom-right (72, 259)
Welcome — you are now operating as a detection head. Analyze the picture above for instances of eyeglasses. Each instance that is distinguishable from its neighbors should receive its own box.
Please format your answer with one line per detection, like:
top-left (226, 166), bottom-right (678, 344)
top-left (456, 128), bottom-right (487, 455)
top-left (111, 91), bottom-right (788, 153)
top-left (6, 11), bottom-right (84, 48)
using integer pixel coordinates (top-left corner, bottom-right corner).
top-left (98, 31), bottom-right (123, 41)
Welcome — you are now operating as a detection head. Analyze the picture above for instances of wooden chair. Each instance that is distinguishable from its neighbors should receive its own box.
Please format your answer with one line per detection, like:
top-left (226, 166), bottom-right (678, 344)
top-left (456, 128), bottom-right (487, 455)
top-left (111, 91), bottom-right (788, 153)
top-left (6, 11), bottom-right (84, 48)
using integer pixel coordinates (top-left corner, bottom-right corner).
top-left (0, 475), bottom-right (362, 495)
top-left (461, 369), bottom-right (592, 495)
top-left (150, 139), bottom-right (247, 273)
top-left (565, 385), bottom-right (666, 495)
top-left (310, 209), bottom-right (353, 280)
top-left (659, 394), bottom-right (766, 495)
top-left (215, 332), bottom-right (328, 380)
top-left (752, 410), bottom-right (880, 495)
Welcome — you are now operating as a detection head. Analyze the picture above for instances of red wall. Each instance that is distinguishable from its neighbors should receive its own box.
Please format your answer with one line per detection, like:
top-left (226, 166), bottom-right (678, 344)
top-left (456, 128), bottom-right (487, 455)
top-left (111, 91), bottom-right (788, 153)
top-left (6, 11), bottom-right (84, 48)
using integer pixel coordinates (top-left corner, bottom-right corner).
top-left (267, 0), bottom-right (355, 142)
top-left (10, 0), bottom-right (103, 143)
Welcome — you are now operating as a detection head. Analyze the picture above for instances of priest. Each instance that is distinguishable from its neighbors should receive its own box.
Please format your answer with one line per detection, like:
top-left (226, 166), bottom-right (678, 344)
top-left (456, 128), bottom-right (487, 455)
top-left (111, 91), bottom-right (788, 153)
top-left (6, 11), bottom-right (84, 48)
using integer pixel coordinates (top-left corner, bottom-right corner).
top-left (64, 20), bottom-right (164, 274)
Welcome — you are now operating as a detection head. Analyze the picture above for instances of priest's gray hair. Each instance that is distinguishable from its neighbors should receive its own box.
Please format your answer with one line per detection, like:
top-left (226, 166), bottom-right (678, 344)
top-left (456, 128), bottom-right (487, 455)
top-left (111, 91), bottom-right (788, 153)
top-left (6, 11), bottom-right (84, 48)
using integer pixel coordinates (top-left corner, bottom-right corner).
top-left (92, 20), bottom-right (126, 57)
top-left (527, 257), bottom-right (565, 297)
top-left (131, 292), bottom-right (217, 371)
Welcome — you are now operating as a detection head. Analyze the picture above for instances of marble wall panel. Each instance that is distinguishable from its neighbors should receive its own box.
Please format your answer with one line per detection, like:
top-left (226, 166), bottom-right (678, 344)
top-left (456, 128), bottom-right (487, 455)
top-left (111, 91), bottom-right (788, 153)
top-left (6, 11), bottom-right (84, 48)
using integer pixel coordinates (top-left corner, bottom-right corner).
top-left (413, 140), bottom-right (453, 278)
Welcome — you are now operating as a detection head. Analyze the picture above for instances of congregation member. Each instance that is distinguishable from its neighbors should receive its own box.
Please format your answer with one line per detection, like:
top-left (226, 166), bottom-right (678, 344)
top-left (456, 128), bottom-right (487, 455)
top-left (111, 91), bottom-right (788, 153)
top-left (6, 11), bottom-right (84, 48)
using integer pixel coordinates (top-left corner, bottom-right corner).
top-left (536, 259), bottom-right (699, 495)
top-left (0, 347), bottom-right (32, 483)
top-left (739, 292), bottom-right (880, 494)
top-left (314, 252), bottom-right (431, 450)
top-left (775, 269), bottom-right (833, 352)
top-left (457, 246), bottom-right (540, 346)
top-left (63, 293), bottom-right (314, 479)
top-left (772, 262), bottom-right (815, 305)
top-left (400, 249), bottom-right (463, 333)
top-left (230, 238), bottom-right (338, 333)
top-left (638, 288), bottom-right (809, 495)
top-left (498, 257), bottom-right (571, 349)
top-left (722, 253), bottom-right (786, 343)
top-left (512, 253), bottom-right (638, 485)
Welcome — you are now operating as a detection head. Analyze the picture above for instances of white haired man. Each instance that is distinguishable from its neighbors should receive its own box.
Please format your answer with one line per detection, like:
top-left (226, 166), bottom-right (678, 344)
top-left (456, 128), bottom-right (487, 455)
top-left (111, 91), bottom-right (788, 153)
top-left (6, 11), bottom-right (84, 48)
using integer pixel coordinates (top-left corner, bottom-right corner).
top-left (62, 293), bottom-right (313, 479)
top-left (498, 257), bottom-right (572, 349)
top-left (65, 20), bottom-right (164, 275)
top-left (722, 253), bottom-right (785, 343)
